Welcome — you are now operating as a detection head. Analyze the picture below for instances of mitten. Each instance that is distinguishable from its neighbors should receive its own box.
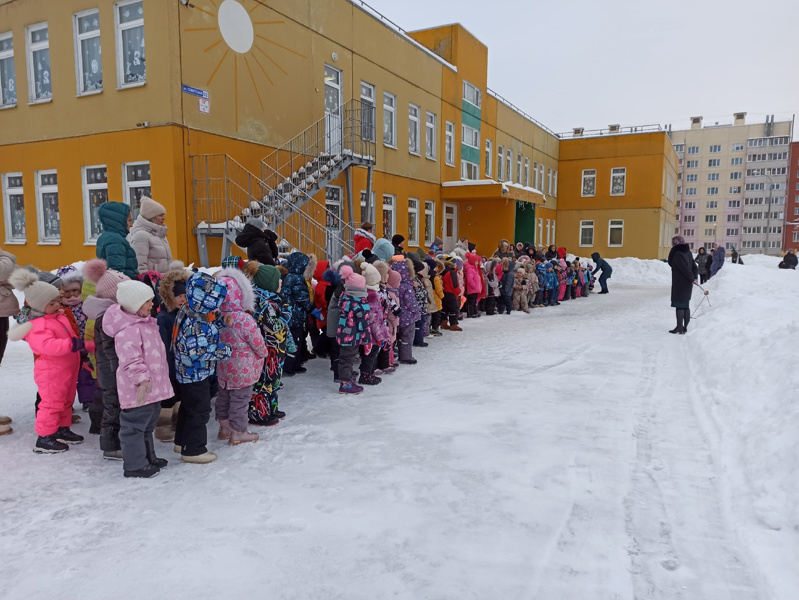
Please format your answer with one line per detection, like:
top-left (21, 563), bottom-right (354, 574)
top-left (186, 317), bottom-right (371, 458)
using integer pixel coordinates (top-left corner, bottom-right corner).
top-left (136, 381), bottom-right (152, 405)
top-left (71, 338), bottom-right (86, 353)
top-left (311, 308), bottom-right (323, 321)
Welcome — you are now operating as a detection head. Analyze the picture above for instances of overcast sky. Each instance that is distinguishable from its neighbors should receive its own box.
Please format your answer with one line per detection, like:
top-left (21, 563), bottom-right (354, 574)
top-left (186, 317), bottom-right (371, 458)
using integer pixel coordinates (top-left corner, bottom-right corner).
top-left (365, 0), bottom-right (799, 136)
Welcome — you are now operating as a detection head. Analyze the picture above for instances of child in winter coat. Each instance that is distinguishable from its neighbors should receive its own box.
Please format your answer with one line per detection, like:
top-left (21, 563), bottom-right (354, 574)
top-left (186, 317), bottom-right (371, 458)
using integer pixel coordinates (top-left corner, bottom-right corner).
top-left (557, 259), bottom-right (568, 301)
top-left (250, 264), bottom-right (293, 426)
top-left (525, 263), bottom-right (539, 309)
top-left (545, 263), bottom-right (559, 306)
top-left (282, 252), bottom-right (315, 376)
top-left (336, 265), bottom-right (372, 394)
top-left (312, 259), bottom-right (331, 358)
top-left (512, 267), bottom-right (530, 313)
top-left (102, 281), bottom-right (173, 478)
top-left (359, 261), bottom-right (389, 385)
top-left (439, 257), bottom-right (462, 331)
top-left (173, 272), bottom-right (232, 464)
top-left (410, 258), bottom-right (430, 348)
top-left (420, 262), bottom-right (437, 334)
top-left (384, 269), bottom-right (402, 368)
top-left (215, 268), bottom-right (267, 445)
top-left (424, 257), bottom-right (444, 335)
top-left (498, 258), bottom-right (515, 315)
top-left (9, 269), bottom-right (86, 453)
top-left (391, 257), bottom-right (421, 363)
top-left (483, 259), bottom-right (500, 315)
top-left (464, 253), bottom-right (482, 318)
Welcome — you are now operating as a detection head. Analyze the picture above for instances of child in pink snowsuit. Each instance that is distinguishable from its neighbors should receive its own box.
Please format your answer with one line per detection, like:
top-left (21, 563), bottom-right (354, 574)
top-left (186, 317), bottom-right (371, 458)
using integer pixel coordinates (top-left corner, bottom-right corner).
top-left (102, 280), bottom-right (174, 478)
top-left (9, 269), bottom-right (84, 453)
top-left (216, 268), bottom-right (267, 445)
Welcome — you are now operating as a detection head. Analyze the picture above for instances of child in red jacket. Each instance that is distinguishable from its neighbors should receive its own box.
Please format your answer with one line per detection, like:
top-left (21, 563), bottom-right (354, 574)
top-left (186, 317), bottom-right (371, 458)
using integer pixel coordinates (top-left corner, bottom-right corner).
top-left (440, 257), bottom-right (462, 332)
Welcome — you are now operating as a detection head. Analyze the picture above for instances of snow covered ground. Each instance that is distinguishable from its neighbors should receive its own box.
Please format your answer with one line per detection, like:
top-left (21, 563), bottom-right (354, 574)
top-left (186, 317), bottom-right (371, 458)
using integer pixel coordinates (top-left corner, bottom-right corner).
top-left (0, 256), bottom-right (796, 600)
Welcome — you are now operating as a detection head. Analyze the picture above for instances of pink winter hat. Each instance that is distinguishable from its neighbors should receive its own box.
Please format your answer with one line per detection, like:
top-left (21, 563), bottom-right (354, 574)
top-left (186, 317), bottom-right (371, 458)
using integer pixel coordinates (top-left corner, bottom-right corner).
top-left (83, 259), bottom-right (130, 301)
top-left (339, 265), bottom-right (366, 288)
top-left (387, 270), bottom-right (401, 289)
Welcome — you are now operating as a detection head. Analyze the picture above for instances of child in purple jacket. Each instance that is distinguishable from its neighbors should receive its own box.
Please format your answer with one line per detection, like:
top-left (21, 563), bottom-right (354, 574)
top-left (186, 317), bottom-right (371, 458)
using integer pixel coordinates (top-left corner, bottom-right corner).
top-left (391, 257), bottom-right (420, 365)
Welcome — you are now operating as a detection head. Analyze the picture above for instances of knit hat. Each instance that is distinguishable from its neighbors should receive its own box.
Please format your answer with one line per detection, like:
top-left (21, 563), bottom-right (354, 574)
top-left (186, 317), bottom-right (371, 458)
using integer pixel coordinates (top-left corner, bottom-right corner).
top-left (339, 265), bottom-right (365, 288)
top-left (391, 255), bottom-right (405, 262)
top-left (672, 235), bottom-right (685, 246)
top-left (391, 234), bottom-right (405, 247)
top-left (116, 280), bottom-right (155, 314)
top-left (373, 260), bottom-right (390, 284)
top-left (410, 257), bottom-right (425, 276)
top-left (221, 255), bottom-right (245, 271)
top-left (432, 237), bottom-right (443, 248)
top-left (172, 279), bottom-right (186, 297)
top-left (246, 217), bottom-right (266, 230)
top-left (360, 262), bottom-right (381, 287)
top-left (55, 265), bottom-right (83, 286)
top-left (9, 268), bottom-right (60, 314)
top-left (387, 270), bottom-right (401, 289)
top-left (83, 259), bottom-right (130, 301)
top-left (253, 264), bottom-right (281, 293)
top-left (36, 270), bottom-right (64, 289)
top-left (139, 196), bottom-right (166, 221)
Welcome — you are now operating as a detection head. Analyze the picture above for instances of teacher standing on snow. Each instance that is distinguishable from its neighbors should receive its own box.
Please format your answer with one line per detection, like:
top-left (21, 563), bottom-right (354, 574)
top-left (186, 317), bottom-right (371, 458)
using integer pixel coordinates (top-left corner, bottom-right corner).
top-left (668, 236), bottom-right (697, 335)
top-left (128, 197), bottom-right (174, 274)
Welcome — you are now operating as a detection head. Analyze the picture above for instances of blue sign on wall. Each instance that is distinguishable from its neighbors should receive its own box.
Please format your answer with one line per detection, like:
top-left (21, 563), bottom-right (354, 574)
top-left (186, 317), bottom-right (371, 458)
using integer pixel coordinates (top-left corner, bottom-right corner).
top-left (182, 84), bottom-right (209, 99)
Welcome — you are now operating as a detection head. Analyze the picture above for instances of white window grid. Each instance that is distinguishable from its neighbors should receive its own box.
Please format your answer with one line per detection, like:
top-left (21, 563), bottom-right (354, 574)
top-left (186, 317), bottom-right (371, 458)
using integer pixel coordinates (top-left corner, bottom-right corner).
top-left (554, 170), bottom-right (558, 197)
top-left (709, 144), bottom-right (722, 153)
top-left (425, 111), bottom-right (436, 160)
top-left (0, 32), bottom-right (16, 106)
top-left (2, 172), bottom-right (25, 243)
top-left (551, 221), bottom-right (556, 244)
top-left (731, 157), bottom-right (743, 165)
top-left (122, 161), bottom-right (151, 219)
top-left (461, 160), bottom-right (479, 181)
top-left (524, 158), bottom-right (530, 187)
top-left (732, 143), bottom-right (744, 151)
top-left (424, 200), bottom-right (435, 246)
top-left (582, 169), bottom-right (597, 197)
top-left (579, 220), bottom-right (594, 247)
top-left (687, 146), bottom-right (699, 154)
top-left (462, 80), bottom-right (481, 108)
top-left (610, 167), bottom-right (626, 196)
top-left (706, 200), bottom-right (718, 209)
top-left (115, 0), bottom-right (145, 88)
top-left (82, 164), bottom-right (109, 244)
top-left (383, 92), bottom-right (396, 148)
top-left (360, 82), bottom-right (375, 142)
top-left (407, 198), bottom-right (419, 246)
top-left (538, 164), bottom-right (544, 191)
top-left (516, 155), bottom-right (522, 184)
top-left (730, 172), bottom-right (742, 180)
top-left (359, 190), bottom-right (375, 222)
top-left (485, 139), bottom-right (492, 177)
top-left (683, 216), bottom-right (696, 223)
top-left (687, 160), bottom-right (698, 168)
top-left (708, 173), bottom-right (719, 181)
top-left (408, 104), bottom-right (420, 155)
top-left (462, 124), bottom-right (479, 149)
top-left (74, 9), bottom-right (102, 95)
top-left (25, 22), bottom-right (51, 102)
top-left (547, 167), bottom-right (553, 194)
top-left (506, 150), bottom-right (512, 182)
top-left (533, 161), bottom-right (538, 189)
top-left (35, 169), bottom-right (60, 243)
top-left (705, 215), bottom-right (717, 223)
top-left (708, 159), bottom-right (720, 167)
top-left (537, 218), bottom-right (543, 245)
top-left (707, 187), bottom-right (719, 195)
top-left (444, 121), bottom-right (454, 166)
top-left (726, 228), bottom-right (739, 236)
top-left (728, 200), bottom-right (741, 208)
top-left (381, 194), bottom-right (395, 239)
top-left (608, 219), bottom-right (623, 247)
top-left (497, 145), bottom-right (504, 180)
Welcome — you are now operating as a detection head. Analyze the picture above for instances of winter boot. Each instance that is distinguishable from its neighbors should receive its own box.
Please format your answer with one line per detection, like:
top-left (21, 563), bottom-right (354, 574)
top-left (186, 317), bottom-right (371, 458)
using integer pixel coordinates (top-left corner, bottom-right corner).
top-left (413, 341), bottom-right (429, 348)
top-left (682, 309), bottom-right (691, 332)
top-left (273, 409), bottom-right (286, 419)
top-left (216, 419), bottom-right (232, 441)
top-left (56, 427), bottom-right (84, 445)
top-left (449, 324), bottom-right (463, 332)
top-left (88, 410), bottom-right (102, 435)
top-left (358, 373), bottom-right (382, 386)
top-left (669, 309), bottom-right (685, 335)
top-left (250, 415), bottom-right (280, 427)
top-left (150, 457), bottom-right (168, 469)
top-left (181, 452), bottom-right (217, 464)
top-left (399, 358), bottom-right (418, 365)
top-left (71, 414), bottom-right (82, 424)
top-left (339, 379), bottom-right (364, 395)
top-left (0, 415), bottom-right (12, 425)
top-left (103, 449), bottom-right (124, 461)
top-left (229, 430), bottom-right (259, 446)
top-left (173, 444), bottom-right (182, 454)
top-left (34, 435), bottom-right (69, 454)
top-left (0, 423), bottom-right (11, 436)
top-left (430, 328), bottom-right (443, 337)
top-left (124, 464), bottom-right (160, 479)
top-left (154, 425), bottom-right (175, 442)
top-left (440, 322), bottom-right (451, 330)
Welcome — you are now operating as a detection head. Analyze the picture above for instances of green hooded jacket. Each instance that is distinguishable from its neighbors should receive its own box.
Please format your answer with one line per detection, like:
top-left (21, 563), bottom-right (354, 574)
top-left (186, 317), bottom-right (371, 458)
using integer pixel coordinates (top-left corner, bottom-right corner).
top-left (96, 202), bottom-right (138, 278)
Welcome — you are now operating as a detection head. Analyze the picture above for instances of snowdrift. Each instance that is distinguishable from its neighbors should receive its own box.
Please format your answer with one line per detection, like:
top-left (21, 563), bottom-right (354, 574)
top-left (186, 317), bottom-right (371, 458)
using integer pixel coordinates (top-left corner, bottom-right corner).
top-left (603, 257), bottom-right (671, 284)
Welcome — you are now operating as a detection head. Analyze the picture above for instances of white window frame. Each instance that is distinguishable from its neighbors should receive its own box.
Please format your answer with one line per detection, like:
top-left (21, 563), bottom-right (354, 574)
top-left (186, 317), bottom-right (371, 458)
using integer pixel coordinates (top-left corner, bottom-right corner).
top-left (524, 158), bottom-right (530, 187)
top-left (610, 167), bottom-right (626, 196)
top-left (425, 111), bottom-right (436, 160)
top-left (732, 142), bottom-right (744, 151)
top-left (462, 80), bottom-right (481, 108)
top-left (537, 217), bottom-right (543, 245)
top-left (580, 169), bottom-right (596, 197)
top-left (547, 167), bottom-right (553, 194)
top-left (462, 123), bottom-right (479, 149)
top-left (461, 160), bottom-right (479, 181)
top-left (551, 220), bottom-right (556, 244)
top-left (553, 170), bottom-right (558, 196)
top-left (506, 150), bottom-right (512, 183)
top-left (687, 146), bottom-right (699, 154)
top-left (708, 173), bottom-right (719, 181)
top-left (2, 172), bottom-right (25, 244)
top-left (407, 198), bottom-right (419, 247)
top-left (579, 220), bottom-right (594, 247)
top-left (35, 169), bottom-right (60, 244)
top-left (0, 31), bottom-right (16, 107)
top-left (533, 161), bottom-right (538, 189)
top-left (114, 0), bottom-right (145, 89)
top-left (25, 22), bottom-right (51, 103)
top-left (539, 164), bottom-right (544, 191)
top-left (383, 91), bottom-right (396, 148)
top-left (485, 139), bottom-right (492, 177)
top-left (359, 190), bottom-right (376, 223)
top-left (360, 81), bottom-right (375, 142)
top-left (608, 219), bottom-right (624, 247)
top-left (444, 120), bottom-right (454, 166)
top-left (82, 164), bottom-right (109, 244)
top-left (731, 157), bottom-right (743, 166)
top-left (408, 103), bottom-right (420, 155)
top-left (709, 144), bottom-right (722, 153)
top-left (73, 9), bottom-right (102, 96)
top-left (546, 219), bottom-right (551, 246)
top-left (382, 194), bottom-right (395, 239)
top-left (516, 155), bottom-right (522, 184)
top-left (424, 200), bottom-right (435, 246)
top-left (497, 145), bottom-right (504, 180)
top-left (122, 160), bottom-right (151, 219)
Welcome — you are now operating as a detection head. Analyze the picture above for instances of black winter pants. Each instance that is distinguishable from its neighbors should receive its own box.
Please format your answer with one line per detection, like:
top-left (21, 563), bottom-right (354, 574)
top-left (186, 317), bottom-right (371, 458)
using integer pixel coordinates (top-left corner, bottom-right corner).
top-left (485, 296), bottom-right (497, 315)
top-left (283, 326), bottom-right (306, 374)
top-left (0, 316), bottom-right (8, 365)
top-left (442, 293), bottom-right (460, 325)
top-left (176, 378), bottom-right (212, 457)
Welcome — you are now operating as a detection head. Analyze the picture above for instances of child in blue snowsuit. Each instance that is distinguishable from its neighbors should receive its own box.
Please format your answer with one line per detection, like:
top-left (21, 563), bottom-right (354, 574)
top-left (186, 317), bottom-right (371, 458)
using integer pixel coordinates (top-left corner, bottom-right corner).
top-left (544, 263), bottom-right (559, 306)
top-left (498, 258), bottom-right (514, 315)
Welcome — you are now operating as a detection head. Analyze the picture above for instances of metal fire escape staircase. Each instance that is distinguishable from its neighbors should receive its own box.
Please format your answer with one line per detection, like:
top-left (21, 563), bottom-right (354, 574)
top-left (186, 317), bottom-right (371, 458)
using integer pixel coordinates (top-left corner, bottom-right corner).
top-left (192, 99), bottom-right (376, 267)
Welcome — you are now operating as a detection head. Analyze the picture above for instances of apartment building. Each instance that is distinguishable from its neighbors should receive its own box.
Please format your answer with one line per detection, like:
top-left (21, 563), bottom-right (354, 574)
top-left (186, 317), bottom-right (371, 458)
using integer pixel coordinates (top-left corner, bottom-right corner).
top-left (784, 142), bottom-right (799, 253)
top-left (669, 114), bottom-right (793, 256)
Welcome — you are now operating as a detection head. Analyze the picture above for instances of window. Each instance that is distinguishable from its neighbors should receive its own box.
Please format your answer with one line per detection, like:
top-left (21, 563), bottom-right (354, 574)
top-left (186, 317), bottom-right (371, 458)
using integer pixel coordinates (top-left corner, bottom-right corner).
top-left (795, 207), bottom-right (799, 216)
top-left (523, 158), bottom-right (529, 186)
top-left (2, 173), bottom-right (25, 243)
top-left (533, 161), bottom-right (538, 189)
top-left (383, 92), bottom-right (396, 147)
top-left (424, 201), bottom-right (435, 246)
top-left (461, 124), bottom-right (479, 149)
top-left (515, 155), bottom-right (522, 184)
top-left (730, 186), bottom-right (741, 194)
top-left (726, 228), bottom-right (739, 236)
top-left (444, 121), bottom-right (454, 166)
top-left (683, 229), bottom-right (694, 237)
top-left (687, 146), bottom-right (699, 154)
top-left (704, 228), bottom-right (716, 237)
top-left (545, 219), bottom-right (550, 245)
top-left (381, 194), bottom-right (395, 239)
top-left (705, 215), bottom-right (717, 223)
top-left (82, 165), bottom-right (108, 243)
top-left (708, 159), bottom-right (720, 167)
top-left (683, 201), bottom-right (696, 209)
top-left (537, 218), bottom-right (543, 245)
top-left (708, 173), bottom-right (719, 181)
top-left (709, 144), bottom-right (721, 153)
top-left (547, 168), bottom-right (553, 194)
top-left (685, 188), bottom-right (697, 196)
top-left (552, 221), bottom-right (556, 244)
top-left (768, 226), bottom-right (782, 234)
top-left (74, 9), bottom-right (102, 95)
top-left (794, 232), bottom-right (799, 242)
top-left (608, 220), bottom-right (623, 247)
top-left (610, 167), bottom-right (626, 196)
top-left (728, 200), bottom-right (740, 208)
top-left (26, 23), bottom-right (51, 102)
top-left (707, 187), bottom-right (719, 195)
top-left (506, 150), bottom-right (512, 183)
top-left (731, 157), bottom-right (743, 166)
top-left (360, 82), bottom-right (375, 142)
top-left (407, 198), bottom-right (419, 246)
top-left (732, 143), bottom-right (744, 151)
top-left (554, 170), bottom-right (558, 196)
top-left (115, 0), bottom-right (145, 87)
top-left (0, 33), bottom-right (16, 106)
top-left (730, 172), bottom-right (742, 180)
top-left (461, 160), bottom-right (479, 181)
top-left (743, 226), bottom-right (762, 234)
top-left (425, 112), bottom-right (436, 159)
top-left (686, 174), bottom-right (697, 182)
top-left (462, 80), bottom-right (481, 107)
top-left (497, 145), bottom-right (504, 180)
top-left (674, 144), bottom-right (684, 152)
top-left (683, 215), bottom-right (696, 223)
top-left (579, 220), bottom-right (594, 246)
top-left (485, 139), bottom-right (492, 177)
top-left (727, 214), bottom-right (739, 222)
top-left (122, 161), bottom-right (151, 219)
top-left (35, 170), bottom-right (60, 243)
top-left (359, 190), bottom-right (375, 222)
top-left (706, 200), bottom-right (718, 208)
top-left (408, 104), bottom-right (420, 154)
top-left (687, 160), bottom-right (698, 168)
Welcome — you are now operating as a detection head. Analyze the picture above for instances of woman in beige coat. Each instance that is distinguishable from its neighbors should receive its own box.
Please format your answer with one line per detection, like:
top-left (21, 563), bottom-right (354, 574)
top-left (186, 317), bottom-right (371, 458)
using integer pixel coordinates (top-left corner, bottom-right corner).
top-left (128, 197), bottom-right (174, 274)
top-left (0, 247), bottom-right (19, 434)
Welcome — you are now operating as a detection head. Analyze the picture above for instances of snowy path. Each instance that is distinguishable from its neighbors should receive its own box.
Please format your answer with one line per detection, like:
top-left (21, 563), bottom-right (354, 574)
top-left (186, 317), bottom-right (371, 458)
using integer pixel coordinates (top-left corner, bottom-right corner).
top-left (0, 284), bottom-right (767, 599)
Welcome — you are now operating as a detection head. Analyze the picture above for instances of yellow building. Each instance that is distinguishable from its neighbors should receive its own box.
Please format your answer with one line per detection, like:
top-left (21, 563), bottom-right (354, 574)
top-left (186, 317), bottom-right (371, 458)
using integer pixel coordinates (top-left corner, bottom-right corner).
top-left (0, 0), bottom-right (666, 270)
top-left (556, 129), bottom-right (679, 260)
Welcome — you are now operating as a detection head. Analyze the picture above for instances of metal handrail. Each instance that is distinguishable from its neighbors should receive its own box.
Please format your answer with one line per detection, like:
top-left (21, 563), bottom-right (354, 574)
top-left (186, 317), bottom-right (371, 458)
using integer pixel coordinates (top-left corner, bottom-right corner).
top-left (558, 124), bottom-right (665, 139)
top-left (487, 88), bottom-right (560, 138)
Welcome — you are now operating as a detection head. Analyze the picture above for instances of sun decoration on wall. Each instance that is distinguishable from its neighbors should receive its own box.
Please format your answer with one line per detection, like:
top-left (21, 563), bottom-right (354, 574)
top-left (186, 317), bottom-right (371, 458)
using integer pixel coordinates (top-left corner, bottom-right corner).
top-left (184, 0), bottom-right (306, 131)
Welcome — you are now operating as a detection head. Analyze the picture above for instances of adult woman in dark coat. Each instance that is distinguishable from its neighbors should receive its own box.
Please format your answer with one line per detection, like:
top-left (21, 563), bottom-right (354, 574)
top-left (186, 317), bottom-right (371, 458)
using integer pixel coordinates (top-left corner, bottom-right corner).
top-left (668, 236), bottom-right (698, 334)
top-left (694, 247), bottom-right (711, 284)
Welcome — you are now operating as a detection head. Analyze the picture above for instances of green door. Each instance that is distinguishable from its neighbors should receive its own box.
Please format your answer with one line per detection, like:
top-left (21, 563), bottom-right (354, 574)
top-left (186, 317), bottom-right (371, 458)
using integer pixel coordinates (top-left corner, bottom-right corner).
top-left (514, 202), bottom-right (536, 245)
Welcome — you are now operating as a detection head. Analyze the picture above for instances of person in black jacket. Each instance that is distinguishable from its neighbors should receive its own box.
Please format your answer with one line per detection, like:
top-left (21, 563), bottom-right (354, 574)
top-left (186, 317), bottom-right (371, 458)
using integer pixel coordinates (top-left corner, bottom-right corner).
top-left (590, 252), bottom-right (613, 294)
top-left (667, 236), bottom-right (698, 334)
top-left (783, 248), bottom-right (798, 270)
top-left (235, 218), bottom-right (279, 266)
